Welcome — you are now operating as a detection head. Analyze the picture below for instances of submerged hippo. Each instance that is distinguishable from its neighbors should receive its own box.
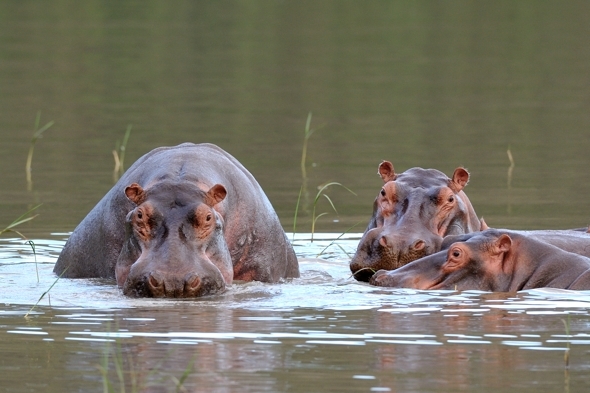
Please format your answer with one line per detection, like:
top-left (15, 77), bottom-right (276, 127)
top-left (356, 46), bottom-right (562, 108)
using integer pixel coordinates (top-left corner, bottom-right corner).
top-left (54, 143), bottom-right (299, 297)
top-left (350, 161), bottom-right (483, 281)
top-left (370, 229), bottom-right (590, 291)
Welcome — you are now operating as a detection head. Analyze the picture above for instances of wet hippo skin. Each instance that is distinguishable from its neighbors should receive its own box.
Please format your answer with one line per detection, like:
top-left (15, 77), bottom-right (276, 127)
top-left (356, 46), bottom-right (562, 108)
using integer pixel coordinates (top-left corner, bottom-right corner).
top-left (54, 143), bottom-right (299, 297)
top-left (370, 229), bottom-right (590, 291)
top-left (350, 161), bottom-right (483, 282)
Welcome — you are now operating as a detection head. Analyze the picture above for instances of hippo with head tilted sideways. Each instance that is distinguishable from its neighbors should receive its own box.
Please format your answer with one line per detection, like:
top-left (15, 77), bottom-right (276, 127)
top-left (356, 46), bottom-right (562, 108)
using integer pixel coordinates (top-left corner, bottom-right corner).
top-left (350, 161), bottom-right (484, 282)
top-left (370, 229), bottom-right (590, 291)
top-left (54, 143), bottom-right (299, 297)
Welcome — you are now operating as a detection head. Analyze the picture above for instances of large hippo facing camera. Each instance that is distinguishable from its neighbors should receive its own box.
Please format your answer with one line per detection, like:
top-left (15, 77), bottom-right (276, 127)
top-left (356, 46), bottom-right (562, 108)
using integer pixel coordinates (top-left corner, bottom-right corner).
top-left (54, 143), bottom-right (299, 297)
top-left (350, 161), bottom-right (483, 281)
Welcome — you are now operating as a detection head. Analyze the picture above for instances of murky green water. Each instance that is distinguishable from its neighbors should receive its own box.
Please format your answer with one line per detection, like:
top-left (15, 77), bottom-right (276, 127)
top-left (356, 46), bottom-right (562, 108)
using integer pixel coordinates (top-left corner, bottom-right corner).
top-left (2, 1), bottom-right (590, 392)
top-left (2, 236), bottom-right (590, 392)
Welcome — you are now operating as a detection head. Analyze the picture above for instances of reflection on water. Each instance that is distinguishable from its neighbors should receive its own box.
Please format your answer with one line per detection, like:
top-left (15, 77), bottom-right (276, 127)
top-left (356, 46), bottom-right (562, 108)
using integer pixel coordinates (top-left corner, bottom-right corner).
top-left (2, 236), bottom-right (590, 392)
top-left (2, 0), bottom-right (590, 392)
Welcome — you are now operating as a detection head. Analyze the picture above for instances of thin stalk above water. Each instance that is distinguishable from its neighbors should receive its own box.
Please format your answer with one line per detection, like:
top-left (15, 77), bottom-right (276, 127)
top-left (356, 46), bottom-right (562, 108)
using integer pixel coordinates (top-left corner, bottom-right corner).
top-left (26, 112), bottom-right (54, 191)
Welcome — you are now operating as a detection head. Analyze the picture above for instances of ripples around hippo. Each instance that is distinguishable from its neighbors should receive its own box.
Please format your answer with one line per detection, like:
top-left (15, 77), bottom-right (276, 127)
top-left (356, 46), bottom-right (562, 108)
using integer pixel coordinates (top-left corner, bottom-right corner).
top-left (1, 234), bottom-right (590, 392)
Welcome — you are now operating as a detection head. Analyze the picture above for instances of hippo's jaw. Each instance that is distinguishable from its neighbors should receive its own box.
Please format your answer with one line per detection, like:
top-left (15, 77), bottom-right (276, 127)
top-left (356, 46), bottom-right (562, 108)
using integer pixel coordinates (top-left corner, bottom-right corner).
top-left (350, 227), bottom-right (435, 282)
top-left (122, 269), bottom-right (227, 298)
top-left (121, 250), bottom-right (231, 298)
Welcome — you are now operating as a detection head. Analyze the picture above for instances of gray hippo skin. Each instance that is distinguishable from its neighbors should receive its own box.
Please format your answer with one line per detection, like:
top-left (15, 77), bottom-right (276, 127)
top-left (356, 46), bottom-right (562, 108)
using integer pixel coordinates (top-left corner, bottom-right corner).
top-left (54, 143), bottom-right (299, 297)
top-left (350, 161), bottom-right (483, 282)
top-left (370, 229), bottom-right (590, 291)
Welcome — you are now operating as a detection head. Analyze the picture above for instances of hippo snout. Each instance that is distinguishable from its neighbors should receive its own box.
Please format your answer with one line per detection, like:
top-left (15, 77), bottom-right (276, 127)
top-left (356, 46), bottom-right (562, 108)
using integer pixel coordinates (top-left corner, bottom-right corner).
top-left (369, 270), bottom-right (395, 287)
top-left (123, 270), bottom-right (226, 298)
top-left (350, 228), bottom-right (444, 282)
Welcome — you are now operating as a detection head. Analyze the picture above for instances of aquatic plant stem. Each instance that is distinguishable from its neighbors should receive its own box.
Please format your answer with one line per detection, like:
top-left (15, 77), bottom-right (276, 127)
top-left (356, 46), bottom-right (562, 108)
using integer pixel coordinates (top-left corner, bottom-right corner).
top-left (26, 112), bottom-right (54, 191)
top-left (25, 240), bottom-right (39, 283)
top-left (24, 267), bottom-right (67, 318)
top-left (316, 221), bottom-right (362, 258)
top-left (113, 125), bottom-right (132, 181)
top-left (562, 316), bottom-right (571, 369)
top-left (310, 182), bottom-right (356, 242)
top-left (0, 204), bottom-right (41, 237)
top-left (292, 185), bottom-right (303, 242)
top-left (507, 147), bottom-right (514, 189)
top-left (300, 112), bottom-right (313, 183)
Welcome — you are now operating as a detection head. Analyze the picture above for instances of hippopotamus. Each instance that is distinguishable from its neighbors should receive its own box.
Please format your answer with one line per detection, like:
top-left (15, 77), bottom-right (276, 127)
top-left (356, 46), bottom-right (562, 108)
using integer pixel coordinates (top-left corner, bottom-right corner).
top-left (370, 229), bottom-right (590, 291)
top-left (350, 161), bottom-right (483, 281)
top-left (53, 143), bottom-right (299, 297)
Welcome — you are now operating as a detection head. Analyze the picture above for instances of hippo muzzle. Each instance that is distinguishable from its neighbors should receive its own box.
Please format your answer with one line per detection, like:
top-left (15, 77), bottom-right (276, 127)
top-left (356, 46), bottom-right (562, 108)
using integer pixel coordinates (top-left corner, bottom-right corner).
top-left (122, 255), bottom-right (229, 298)
top-left (350, 226), bottom-right (442, 282)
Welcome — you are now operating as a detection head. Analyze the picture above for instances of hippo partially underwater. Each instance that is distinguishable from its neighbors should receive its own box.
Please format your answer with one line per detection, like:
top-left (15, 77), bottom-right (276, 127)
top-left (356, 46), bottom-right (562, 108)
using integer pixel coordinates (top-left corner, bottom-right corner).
top-left (350, 161), bottom-right (483, 281)
top-left (54, 143), bottom-right (299, 297)
top-left (370, 229), bottom-right (590, 291)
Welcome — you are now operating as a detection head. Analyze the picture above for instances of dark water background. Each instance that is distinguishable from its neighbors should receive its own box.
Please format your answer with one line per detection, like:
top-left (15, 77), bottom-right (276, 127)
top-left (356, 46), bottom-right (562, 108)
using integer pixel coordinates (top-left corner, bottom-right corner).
top-left (1, 1), bottom-right (590, 392)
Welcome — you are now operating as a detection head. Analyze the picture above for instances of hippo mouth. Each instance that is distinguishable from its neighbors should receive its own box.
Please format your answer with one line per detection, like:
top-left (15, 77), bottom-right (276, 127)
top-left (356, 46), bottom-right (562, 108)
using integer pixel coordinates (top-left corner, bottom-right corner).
top-left (122, 271), bottom-right (227, 298)
top-left (350, 242), bottom-right (430, 282)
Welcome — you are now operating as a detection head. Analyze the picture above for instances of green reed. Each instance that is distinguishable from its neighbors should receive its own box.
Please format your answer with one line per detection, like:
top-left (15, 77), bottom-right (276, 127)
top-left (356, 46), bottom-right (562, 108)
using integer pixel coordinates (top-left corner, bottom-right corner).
top-left (26, 112), bottom-right (54, 191)
top-left (310, 182), bottom-right (356, 242)
top-left (113, 125), bottom-right (132, 181)
top-left (293, 113), bottom-right (356, 242)
top-left (1, 205), bottom-right (42, 283)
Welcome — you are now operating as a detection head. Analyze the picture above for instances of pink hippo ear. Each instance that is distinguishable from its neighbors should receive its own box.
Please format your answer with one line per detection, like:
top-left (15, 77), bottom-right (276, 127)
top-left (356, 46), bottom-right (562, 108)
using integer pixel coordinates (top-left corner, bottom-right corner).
top-left (378, 161), bottom-right (397, 183)
top-left (495, 234), bottom-right (512, 254)
top-left (125, 183), bottom-right (146, 205)
top-left (479, 217), bottom-right (489, 231)
top-left (204, 184), bottom-right (227, 207)
top-left (449, 167), bottom-right (470, 193)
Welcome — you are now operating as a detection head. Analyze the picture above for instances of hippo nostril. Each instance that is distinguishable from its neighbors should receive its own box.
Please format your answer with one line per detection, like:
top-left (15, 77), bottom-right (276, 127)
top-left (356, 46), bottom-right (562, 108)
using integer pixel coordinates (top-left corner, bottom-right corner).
top-left (148, 272), bottom-right (163, 289)
top-left (379, 236), bottom-right (389, 248)
top-left (186, 274), bottom-right (201, 290)
top-left (412, 240), bottom-right (426, 251)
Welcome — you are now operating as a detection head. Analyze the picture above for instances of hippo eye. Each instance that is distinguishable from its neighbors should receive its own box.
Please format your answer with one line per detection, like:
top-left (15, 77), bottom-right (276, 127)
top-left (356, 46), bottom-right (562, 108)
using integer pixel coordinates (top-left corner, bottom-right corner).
top-left (452, 249), bottom-right (461, 258)
top-left (137, 211), bottom-right (143, 219)
top-left (448, 196), bottom-right (455, 203)
top-left (206, 214), bottom-right (212, 222)
top-left (380, 189), bottom-right (386, 197)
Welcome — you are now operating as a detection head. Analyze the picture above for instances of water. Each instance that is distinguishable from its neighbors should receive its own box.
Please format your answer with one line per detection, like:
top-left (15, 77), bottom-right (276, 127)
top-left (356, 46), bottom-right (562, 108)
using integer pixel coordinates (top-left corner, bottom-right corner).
top-left (2, 1), bottom-right (590, 392)
top-left (2, 236), bottom-right (590, 392)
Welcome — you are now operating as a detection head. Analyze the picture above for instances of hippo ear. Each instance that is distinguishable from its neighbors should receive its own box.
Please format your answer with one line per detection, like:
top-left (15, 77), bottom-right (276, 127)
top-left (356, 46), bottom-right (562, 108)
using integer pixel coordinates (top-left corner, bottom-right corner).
top-left (449, 167), bottom-right (470, 192)
top-left (479, 217), bottom-right (489, 231)
top-left (205, 184), bottom-right (227, 207)
top-left (378, 161), bottom-right (397, 183)
top-left (495, 234), bottom-right (512, 253)
top-left (125, 183), bottom-right (146, 205)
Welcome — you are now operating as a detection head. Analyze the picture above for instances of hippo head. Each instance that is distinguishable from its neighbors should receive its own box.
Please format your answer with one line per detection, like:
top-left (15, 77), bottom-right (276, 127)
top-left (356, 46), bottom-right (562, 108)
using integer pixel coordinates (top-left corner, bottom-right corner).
top-left (350, 161), bottom-right (482, 282)
top-left (369, 229), bottom-right (512, 291)
top-left (115, 181), bottom-right (233, 298)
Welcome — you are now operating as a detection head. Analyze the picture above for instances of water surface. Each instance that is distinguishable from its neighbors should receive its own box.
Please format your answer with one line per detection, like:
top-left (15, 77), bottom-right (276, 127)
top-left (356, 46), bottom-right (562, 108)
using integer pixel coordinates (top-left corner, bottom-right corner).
top-left (2, 236), bottom-right (590, 392)
top-left (2, 1), bottom-right (590, 392)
